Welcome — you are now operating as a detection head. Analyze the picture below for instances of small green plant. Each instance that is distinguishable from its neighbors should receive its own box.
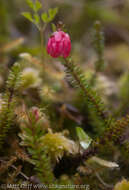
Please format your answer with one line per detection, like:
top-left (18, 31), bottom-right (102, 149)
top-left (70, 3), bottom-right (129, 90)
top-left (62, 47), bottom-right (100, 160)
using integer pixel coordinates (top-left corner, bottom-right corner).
top-left (19, 107), bottom-right (55, 184)
top-left (22, 0), bottom-right (58, 70)
top-left (22, 0), bottom-right (58, 29)
top-left (0, 62), bottom-right (21, 149)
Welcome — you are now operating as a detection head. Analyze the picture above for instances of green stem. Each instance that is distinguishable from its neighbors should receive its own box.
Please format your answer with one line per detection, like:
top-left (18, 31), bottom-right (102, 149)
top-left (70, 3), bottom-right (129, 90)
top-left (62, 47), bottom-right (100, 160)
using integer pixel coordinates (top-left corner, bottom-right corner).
top-left (40, 24), bottom-right (47, 76)
top-left (63, 58), bottom-right (107, 122)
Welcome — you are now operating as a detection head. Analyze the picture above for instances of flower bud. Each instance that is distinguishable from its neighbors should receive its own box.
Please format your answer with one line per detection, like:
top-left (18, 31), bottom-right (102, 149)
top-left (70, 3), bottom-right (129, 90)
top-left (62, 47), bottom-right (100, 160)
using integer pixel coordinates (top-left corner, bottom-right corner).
top-left (47, 30), bottom-right (71, 58)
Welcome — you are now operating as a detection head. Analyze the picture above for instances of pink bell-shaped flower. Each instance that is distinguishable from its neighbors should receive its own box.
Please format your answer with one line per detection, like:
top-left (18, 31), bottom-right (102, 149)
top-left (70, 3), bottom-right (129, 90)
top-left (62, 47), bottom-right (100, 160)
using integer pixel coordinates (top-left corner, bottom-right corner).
top-left (47, 30), bottom-right (71, 58)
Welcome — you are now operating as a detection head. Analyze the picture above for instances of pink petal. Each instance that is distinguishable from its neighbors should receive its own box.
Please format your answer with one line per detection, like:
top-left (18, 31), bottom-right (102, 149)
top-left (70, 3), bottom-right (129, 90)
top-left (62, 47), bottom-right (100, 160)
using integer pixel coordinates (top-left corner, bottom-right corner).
top-left (54, 31), bottom-right (62, 42)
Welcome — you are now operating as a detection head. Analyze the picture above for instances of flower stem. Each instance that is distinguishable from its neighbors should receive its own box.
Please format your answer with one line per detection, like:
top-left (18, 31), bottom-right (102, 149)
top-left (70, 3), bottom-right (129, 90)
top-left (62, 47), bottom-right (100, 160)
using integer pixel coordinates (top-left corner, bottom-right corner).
top-left (40, 24), bottom-right (47, 77)
top-left (63, 58), bottom-right (107, 122)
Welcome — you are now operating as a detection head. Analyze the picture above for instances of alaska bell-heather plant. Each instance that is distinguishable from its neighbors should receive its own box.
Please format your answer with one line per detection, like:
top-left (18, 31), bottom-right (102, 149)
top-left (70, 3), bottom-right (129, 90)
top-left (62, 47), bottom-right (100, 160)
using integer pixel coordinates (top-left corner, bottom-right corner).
top-left (1, 0), bottom-right (129, 190)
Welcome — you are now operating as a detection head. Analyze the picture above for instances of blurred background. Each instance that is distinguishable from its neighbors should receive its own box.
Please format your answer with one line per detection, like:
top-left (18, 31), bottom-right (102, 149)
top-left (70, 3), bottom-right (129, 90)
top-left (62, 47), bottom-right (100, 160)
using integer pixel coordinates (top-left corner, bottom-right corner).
top-left (1, 0), bottom-right (129, 55)
top-left (1, 0), bottom-right (129, 72)
top-left (1, 0), bottom-right (129, 62)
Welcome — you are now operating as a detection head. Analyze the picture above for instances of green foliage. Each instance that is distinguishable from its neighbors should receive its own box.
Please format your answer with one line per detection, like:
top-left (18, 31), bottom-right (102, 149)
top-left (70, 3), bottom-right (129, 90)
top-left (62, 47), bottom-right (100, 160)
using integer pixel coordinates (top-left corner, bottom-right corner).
top-left (19, 108), bottom-right (55, 184)
top-left (101, 115), bottom-right (129, 144)
top-left (6, 62), bottom-right (22, 91)
top-left (23, 0), bottom-right (42, 26)
top-left (97, 114), bottom-right (129, 155)
top-left (26, 0), bottom-right (42, 12)
top-left (1, 0), bottom-right (129, 188)
top-left (35, 0), bottom-right (42, 12)
top-left (22, 12), bottom-right (33, 22)
top-left (19, 106), bottom-right (78, 186)
top-left (26, 0), bottom-right (35, 10)
top-left (0, 62), bottom-right (21, 149)
top-left (22, 0), bottom-right (58, 29)
top-left (76, 127), bottom-right (92, 149)
top-left (41, 8), bottom-right (58, 23)
top-left (41, 132), bottom-right (77, 162)
top-left (62, 58), bottom-right (109, 129)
